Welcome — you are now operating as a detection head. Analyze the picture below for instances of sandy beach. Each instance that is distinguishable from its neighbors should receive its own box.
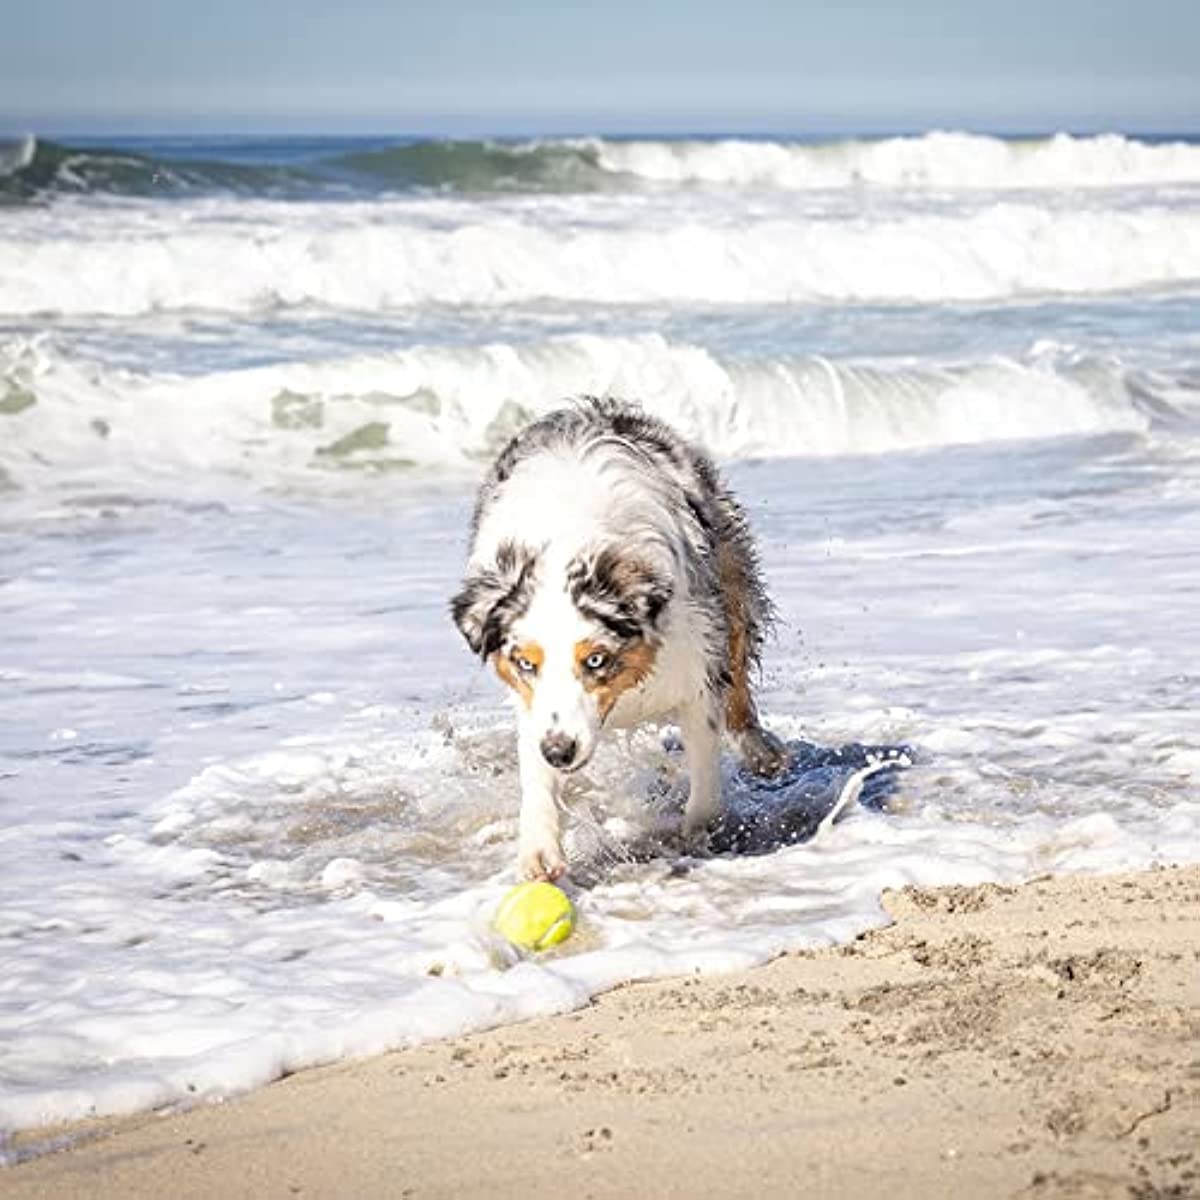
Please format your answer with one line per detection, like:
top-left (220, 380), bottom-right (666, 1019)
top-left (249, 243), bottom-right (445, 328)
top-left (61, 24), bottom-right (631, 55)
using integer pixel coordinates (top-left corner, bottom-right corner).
top-left (6, 863), bottom-right (1198, 1200)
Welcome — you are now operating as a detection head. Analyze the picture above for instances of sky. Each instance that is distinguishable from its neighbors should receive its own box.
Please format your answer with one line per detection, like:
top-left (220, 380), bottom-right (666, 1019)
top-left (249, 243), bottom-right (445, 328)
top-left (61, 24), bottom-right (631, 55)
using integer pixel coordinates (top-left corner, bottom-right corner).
top-left (3, 0), bottom-right (1199, 135)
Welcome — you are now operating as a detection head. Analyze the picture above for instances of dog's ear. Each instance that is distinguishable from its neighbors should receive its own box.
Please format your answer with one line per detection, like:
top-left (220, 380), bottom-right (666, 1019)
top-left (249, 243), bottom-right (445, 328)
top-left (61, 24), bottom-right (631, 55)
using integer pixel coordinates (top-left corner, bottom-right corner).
top-left (450, 541), bottom-right (539, 659)
top-left (568, 547), bottom-right (673, 639)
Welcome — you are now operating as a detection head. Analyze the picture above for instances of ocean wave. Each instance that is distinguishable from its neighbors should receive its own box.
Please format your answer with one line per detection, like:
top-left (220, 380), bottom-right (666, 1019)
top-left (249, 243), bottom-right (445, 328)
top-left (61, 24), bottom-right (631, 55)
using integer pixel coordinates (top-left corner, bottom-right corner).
top-left (584, 131), bottom-right (1200, 190)
top-left (2, 334), bottom-right (1183, 487)
top-left (0, 135), bottom-right (36, 178)
top-left (0, 138), bottom-right (320, 205)
top-left (4, 132), bottom-right (1200, 204)
top-left (4, 197), bottom-right (1200, 316)
top-left (0, 136), bottom-right (608, 204)
top-left (324, 138), bottom-right (612, 193)
top-left (328, 131), bottom-right (1200, 193)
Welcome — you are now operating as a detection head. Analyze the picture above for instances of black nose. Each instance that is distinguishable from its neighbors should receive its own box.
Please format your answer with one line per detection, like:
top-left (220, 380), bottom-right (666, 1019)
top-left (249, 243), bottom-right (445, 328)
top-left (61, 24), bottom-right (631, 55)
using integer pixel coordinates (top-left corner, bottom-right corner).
top-left (540, 733), bottom-right (578, 769)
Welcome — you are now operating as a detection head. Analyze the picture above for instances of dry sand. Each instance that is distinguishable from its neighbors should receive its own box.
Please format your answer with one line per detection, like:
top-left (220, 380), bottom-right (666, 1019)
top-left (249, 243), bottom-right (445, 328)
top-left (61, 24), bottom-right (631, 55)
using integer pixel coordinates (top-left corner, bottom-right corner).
top-left (5, 865), bottom-right (1199, 1200)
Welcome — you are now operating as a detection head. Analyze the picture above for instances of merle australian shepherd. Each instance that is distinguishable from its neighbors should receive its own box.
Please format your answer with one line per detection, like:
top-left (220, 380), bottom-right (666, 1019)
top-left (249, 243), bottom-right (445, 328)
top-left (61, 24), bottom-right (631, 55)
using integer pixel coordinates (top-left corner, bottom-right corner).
top-left (451, 398), bottom-right (788, 881)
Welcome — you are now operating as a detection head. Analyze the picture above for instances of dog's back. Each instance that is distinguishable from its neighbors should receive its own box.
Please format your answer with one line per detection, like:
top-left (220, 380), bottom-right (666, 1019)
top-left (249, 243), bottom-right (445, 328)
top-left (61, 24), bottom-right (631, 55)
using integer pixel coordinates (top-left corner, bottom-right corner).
top-left (471, 398), bottom-right (767, 635)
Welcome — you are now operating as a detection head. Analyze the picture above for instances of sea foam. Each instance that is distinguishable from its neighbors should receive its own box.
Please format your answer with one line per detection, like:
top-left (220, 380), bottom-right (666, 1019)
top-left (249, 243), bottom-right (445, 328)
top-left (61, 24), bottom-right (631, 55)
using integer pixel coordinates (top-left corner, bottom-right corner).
top-left (3, 422), bottom-right (1199, 1139)
top-left (0, 334), bottom-right (1166, 487)
top-left (3, 194), bottom-right (1200, 317)
top-left (3, 710), bottom-right (1196, 1134)
top-left (586, 131), bottom-right (1200, 190)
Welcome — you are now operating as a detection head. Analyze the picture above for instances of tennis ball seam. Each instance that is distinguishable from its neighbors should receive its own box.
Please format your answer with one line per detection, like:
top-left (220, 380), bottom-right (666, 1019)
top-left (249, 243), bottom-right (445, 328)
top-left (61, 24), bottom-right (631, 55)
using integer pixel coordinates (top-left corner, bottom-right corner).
top-left (493, 882), bottom-right (575, 951)
top-left (532, 911), bottom-right (572, 951)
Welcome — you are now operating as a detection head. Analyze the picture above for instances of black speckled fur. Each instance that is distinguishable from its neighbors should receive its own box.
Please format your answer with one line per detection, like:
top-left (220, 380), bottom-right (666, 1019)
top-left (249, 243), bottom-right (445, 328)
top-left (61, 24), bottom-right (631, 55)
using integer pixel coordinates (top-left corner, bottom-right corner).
top-left (461, 397), bottom-right (774, 697)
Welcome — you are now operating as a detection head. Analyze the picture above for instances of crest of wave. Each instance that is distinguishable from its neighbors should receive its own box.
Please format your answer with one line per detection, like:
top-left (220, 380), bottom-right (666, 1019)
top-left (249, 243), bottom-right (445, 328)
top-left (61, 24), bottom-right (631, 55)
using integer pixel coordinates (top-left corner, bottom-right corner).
top-left (585, 131), bottom-right (1200, 190)
top-left (0, 333), bottom-right (1158, 489)
top-left (4, 199), bottom-right (1200, 317)
top-left (0, 135), bottom-right (36, 178)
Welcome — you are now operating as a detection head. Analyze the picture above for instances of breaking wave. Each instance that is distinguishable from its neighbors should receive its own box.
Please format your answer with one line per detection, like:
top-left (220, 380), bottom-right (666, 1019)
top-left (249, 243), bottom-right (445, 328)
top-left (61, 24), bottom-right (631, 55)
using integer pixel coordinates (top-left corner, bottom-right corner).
top-left (585, 131), bottom-right (1200, 191)
top-left (4, 132), bottom-right (1200, 203)
top-left (4, 333), bottom-right (1191, 488)
top-left (0, 137), bottom-right (317, 204)
top-left (4, 196), bottom-right (1200, 315)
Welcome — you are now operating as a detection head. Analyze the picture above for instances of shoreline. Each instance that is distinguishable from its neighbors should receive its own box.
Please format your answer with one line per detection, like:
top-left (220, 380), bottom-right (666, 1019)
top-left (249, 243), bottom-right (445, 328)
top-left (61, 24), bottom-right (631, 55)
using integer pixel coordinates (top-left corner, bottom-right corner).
top-left (5, 863), bottom-right (1198, 1199)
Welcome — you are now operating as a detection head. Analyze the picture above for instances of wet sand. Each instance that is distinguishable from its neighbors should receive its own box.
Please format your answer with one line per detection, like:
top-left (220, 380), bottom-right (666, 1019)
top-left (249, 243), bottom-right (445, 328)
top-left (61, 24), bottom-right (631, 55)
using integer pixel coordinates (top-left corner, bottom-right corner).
top-left (6, 865), bottom-right (1199, 1199)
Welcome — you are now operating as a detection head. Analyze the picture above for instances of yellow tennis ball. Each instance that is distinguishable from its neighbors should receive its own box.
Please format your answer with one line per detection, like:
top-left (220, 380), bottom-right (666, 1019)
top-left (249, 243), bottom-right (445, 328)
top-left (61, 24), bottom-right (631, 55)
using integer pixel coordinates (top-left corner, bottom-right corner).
top-left (493, 881), bottom-right (575, 951)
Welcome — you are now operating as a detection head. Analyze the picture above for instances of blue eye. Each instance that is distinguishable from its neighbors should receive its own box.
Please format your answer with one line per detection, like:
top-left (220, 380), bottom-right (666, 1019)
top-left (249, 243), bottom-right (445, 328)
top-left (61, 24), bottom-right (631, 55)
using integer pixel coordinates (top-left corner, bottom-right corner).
top-left (584, 650), bottom-right (609, 672)
top-left (515, 655), bottom-right (537, 675)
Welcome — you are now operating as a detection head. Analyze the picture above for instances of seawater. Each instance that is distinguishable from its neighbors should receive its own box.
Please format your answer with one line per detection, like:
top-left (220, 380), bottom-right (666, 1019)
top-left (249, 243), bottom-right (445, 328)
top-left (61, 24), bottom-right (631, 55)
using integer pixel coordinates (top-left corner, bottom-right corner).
top-left (1, 131), bottom-right (1199, 1143)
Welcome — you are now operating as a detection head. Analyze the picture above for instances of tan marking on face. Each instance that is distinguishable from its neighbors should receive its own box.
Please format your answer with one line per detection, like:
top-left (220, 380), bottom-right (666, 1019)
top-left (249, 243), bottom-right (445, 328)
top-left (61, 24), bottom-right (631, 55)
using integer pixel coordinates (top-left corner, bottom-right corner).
top-left (575, 638), bottom-right (659, 721)
top-left (493, 641), bottom-right (543, 710)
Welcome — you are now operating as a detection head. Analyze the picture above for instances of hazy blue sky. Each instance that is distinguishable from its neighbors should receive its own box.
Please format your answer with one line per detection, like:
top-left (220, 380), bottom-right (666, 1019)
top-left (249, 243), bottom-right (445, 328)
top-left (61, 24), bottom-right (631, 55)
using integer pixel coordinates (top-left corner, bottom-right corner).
top-left (4, 0), bottom-right (1198, 135)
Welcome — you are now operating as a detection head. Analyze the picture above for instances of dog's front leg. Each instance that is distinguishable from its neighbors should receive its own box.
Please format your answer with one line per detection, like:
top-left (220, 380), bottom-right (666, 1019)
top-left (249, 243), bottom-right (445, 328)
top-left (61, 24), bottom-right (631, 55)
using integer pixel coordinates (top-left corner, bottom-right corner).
top-left (680, 698), bottom-right (722, 841)
top-left (516, 717), bottom-right (567, 881)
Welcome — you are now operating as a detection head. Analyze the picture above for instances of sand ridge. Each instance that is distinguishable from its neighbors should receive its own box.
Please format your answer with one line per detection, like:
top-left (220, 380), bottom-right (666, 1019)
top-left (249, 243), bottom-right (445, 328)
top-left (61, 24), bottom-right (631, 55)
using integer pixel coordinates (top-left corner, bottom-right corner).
top-left (5, 866), bottom-right (1199, 1199)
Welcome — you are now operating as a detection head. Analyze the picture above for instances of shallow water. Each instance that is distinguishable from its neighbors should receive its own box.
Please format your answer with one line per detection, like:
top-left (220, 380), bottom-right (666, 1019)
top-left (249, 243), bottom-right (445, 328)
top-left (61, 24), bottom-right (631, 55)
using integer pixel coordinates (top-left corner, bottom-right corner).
top-left (3, 438), bottom-right (1197, 1134)
top-left (2, 130), bottom-right (1199, 1140)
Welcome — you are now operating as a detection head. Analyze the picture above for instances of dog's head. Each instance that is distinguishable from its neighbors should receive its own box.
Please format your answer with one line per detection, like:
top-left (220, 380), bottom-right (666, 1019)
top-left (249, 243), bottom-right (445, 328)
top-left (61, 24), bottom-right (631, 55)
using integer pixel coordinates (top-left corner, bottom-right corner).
top-left (451, 541), bottom-right (672, 772)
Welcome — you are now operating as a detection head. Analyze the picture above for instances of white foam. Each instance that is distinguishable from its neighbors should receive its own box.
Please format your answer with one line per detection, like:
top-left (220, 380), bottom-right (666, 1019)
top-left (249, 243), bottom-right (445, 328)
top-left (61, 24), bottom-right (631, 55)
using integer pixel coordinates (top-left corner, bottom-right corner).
top-left (2, 714), bottom-right (1196, 1135)
top-left (3, 192), bottom-right (1200, 317)
top-left (586, 132), bottom-right (1200, 190)
top-left (0, 335), bottom-right (1158, 487)
top-left (3, 440), bottom-right (1200, 1137)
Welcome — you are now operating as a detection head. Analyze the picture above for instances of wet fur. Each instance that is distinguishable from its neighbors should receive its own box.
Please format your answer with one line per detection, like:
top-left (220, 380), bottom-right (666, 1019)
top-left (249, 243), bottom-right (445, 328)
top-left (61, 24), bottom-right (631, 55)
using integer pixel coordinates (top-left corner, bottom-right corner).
top-left (451, 397), bottom-right (787, 880)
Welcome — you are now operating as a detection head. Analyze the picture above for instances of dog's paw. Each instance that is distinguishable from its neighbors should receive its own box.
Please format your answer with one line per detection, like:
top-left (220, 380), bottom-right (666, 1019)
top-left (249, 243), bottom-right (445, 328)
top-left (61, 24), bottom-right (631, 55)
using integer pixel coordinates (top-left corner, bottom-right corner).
top-left (681, 794), bottom-right (719, 845)
top-left (518, 840), bottom-right (567, 883)
top-left (680, 815), bottom-right (715, 857)
top-left (737, 726), bottom-right (791, 778)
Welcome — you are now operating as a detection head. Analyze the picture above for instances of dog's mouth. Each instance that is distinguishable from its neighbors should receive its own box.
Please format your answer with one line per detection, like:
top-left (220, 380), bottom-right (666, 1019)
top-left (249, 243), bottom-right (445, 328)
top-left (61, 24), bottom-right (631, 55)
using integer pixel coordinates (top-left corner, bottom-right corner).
top-left (554, 750), bottom-right (594, 776)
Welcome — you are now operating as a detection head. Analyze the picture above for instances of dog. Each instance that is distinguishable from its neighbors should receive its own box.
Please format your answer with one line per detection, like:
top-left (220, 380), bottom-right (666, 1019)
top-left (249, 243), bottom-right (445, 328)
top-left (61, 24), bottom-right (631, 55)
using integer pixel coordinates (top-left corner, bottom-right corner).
top-left (451, 398), bottom-right (787, 881)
